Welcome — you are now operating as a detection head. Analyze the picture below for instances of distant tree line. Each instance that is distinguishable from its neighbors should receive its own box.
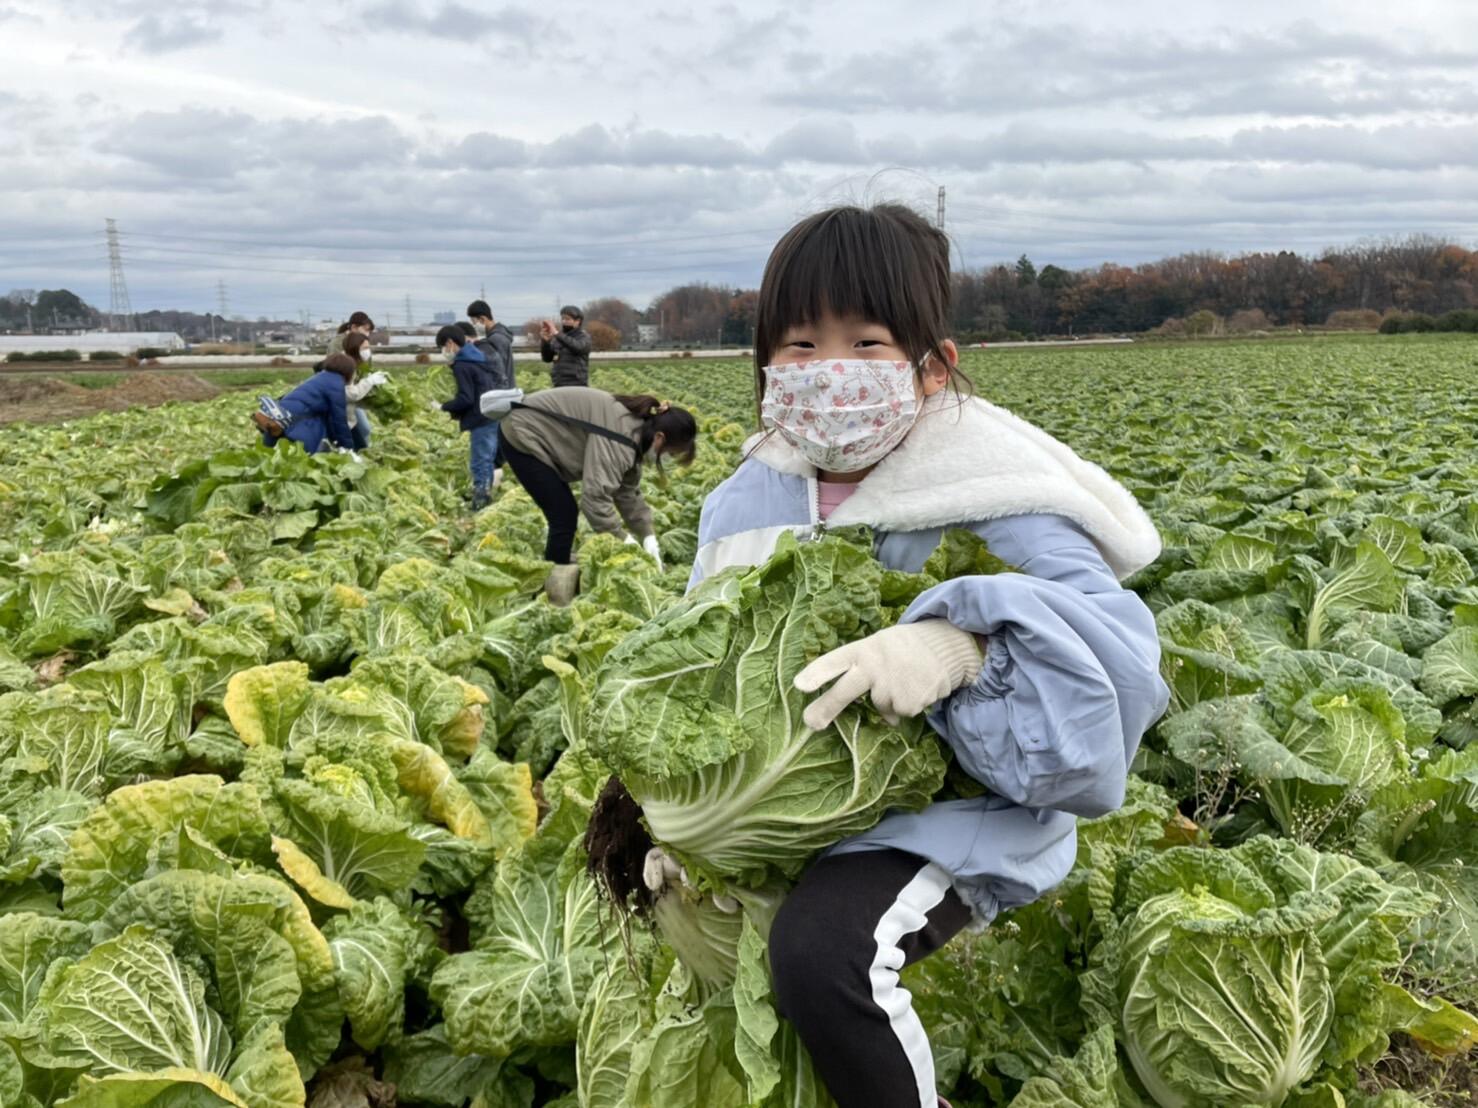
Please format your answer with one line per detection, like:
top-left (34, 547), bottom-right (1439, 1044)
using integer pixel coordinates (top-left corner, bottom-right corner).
top-left (574, 235), bottom-right (1477, 346)
top-left (11, 235), bottom-right (1475, 348)
top-left (0, 289), bottom-right (100, 332)
top-left (1, 288), bottom-right (292, 342)
top-left (948, 236), bottom-right (1478, 340)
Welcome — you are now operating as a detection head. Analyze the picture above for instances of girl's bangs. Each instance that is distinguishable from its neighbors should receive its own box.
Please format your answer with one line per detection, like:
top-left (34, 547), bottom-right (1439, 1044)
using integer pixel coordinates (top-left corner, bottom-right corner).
top-left (763, 214), bottom-right (909, 340)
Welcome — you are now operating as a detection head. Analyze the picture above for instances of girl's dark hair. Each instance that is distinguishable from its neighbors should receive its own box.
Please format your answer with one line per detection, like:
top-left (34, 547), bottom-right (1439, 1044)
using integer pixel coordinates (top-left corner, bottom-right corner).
top-left (336, 322), bottom-right (351, 334)
top-left (753, 204), bottom-right (970, 415)
top-left (342, 331), bottom-right (370, 361)
top-left (322, 353), bottom-right (357, 382)
top-left (348, 311), bottom-right (374, 329)
top-left (614, 394), bottom-right (698, 466)
top-left (456, 321), bottom-right (477, 338)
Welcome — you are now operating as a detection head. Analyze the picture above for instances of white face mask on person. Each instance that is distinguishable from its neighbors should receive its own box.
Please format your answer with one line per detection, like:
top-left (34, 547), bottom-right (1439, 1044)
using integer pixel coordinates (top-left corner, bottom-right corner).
top-left (760, 358), bottom-right (924, 473)
top-left (442, 346), bottom-right (457, 364)
top-left (473, 323), bottom-right (488, 338)
top-left (359, 349), bottom-right (372, 363)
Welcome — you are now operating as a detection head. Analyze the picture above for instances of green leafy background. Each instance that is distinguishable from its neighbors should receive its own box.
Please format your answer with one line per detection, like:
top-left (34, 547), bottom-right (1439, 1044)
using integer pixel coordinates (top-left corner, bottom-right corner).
top-left (1, 336), bottom-right (1477, 1106)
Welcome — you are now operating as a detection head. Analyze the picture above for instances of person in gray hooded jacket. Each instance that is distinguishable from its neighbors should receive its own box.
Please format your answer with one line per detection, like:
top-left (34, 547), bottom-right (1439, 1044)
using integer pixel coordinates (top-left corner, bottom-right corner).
top-left (658, 205), bottom-right (1169, 1108)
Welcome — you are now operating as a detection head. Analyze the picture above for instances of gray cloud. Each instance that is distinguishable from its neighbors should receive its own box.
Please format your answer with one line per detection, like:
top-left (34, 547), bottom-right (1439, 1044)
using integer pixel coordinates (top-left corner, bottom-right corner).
top-left (1228, 121), bottom-right (1478, 170)
top-left (94, 108), bottom-right (414, 179)
top-left (357, 0), bottom-right (545, 42)
top-left (765, 120), bottom-right (866, 164)
top-left (767, 20), bottom-right (1478, 119)
top-left (2, 0), bottom-right (1475, 318)
top-left (62, 0), bottom-right (268, 54)
top-left (124, 13), bottom-right (223, 53)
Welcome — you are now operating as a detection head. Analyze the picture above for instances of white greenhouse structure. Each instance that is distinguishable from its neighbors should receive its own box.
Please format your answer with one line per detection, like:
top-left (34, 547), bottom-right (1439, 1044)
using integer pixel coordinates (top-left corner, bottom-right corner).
top-left (0, 332), bottom-right (186, 355)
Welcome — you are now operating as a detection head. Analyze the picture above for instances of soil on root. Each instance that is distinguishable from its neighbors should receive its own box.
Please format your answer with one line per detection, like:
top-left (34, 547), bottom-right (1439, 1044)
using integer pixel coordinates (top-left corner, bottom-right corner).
top-left (0, 373), bottom-right (222, 425)
top-left (584, 774), bottom-right (655, 916)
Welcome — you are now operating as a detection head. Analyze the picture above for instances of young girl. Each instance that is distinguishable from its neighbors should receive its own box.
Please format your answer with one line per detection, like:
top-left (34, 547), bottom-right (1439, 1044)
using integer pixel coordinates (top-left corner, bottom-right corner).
top-left (686, 205), bottom-right (1168, 1108)
top-left (340, 331), bottom-right (386, 450)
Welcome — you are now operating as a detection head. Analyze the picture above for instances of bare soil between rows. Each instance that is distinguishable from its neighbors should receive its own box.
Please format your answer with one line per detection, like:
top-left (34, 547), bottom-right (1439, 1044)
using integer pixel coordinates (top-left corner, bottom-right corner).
top-left (0, 373), bottom-right (224, 426)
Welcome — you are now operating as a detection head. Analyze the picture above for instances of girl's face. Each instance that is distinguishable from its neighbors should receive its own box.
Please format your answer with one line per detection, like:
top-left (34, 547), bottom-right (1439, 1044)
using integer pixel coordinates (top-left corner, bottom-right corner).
top-left (771, 311), bottom-right (955, 395)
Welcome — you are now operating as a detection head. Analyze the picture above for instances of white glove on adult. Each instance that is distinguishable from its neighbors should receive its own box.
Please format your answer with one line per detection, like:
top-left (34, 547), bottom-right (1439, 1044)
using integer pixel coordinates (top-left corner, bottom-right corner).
top-left (364, 371), bottom-right (388, 388)
top-left (794, 619), bottom-right (984, 731)
top-left (642, 533), bottom-right (664, 572)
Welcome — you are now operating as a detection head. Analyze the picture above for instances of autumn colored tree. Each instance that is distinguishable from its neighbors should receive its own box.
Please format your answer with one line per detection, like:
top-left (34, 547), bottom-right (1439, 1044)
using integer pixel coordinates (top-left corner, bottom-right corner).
top-left (647, 283), bottom-right (731, 344)
top-left (586, 320), bottom-right (622, 352)
top-left (583, 297), bottom-right (640, 341)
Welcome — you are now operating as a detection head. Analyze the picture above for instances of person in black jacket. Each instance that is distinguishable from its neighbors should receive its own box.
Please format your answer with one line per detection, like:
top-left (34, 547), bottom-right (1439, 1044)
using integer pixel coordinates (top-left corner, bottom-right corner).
top-left (540, 305), bottom-right (591, 387)
top-left (436, 325), bottom-right (499, 510)
top-left (467, 299), bottom-right (515, 389)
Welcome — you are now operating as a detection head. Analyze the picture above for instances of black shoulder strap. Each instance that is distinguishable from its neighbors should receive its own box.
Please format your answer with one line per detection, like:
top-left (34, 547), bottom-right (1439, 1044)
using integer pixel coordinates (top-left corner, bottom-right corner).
top-left (509, 402), bottom-right (640, 455)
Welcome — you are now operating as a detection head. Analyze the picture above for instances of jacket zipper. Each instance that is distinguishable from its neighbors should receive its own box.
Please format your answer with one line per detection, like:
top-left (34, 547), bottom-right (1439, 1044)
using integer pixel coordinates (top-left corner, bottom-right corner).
top-left (807, 475), bottom-right (824, 541)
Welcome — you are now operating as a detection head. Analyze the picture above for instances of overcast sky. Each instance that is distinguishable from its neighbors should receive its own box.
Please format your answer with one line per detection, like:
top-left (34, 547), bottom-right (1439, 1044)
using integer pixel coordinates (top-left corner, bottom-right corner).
top-left (1, 0), bottom-right (1475, 324)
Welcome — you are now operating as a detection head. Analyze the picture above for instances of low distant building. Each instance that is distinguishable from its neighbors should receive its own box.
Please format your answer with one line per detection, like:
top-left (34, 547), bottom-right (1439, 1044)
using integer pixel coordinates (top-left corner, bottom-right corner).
top-left (383, 331), bottom-right (441, 349)
top-left (433, 311), bottom-right (456, 324)
top-left (0, 331), bottom-right (186, 355)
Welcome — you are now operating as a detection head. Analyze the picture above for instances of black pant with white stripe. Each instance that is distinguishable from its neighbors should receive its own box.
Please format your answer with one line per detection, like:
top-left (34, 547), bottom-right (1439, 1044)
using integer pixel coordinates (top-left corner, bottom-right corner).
top-left (769, 848), bottom-right (971, 1108)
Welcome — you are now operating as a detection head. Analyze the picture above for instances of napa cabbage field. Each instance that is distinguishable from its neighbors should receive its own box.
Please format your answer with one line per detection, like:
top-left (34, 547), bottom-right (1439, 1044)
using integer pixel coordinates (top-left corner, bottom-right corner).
top-left (1, 336), bottom-right (1478, 1107)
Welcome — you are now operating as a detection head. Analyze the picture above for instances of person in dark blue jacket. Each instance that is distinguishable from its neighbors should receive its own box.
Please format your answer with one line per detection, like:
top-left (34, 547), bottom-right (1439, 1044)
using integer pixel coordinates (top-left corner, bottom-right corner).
top-left (437, 325), bottom-right (498, 510)
top-left (259, 354), bottom-right (357, 454)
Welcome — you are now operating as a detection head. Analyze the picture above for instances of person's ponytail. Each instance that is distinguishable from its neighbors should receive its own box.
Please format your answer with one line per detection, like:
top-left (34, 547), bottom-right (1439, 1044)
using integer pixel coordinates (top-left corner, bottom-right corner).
top-left (613, 394), bottom-right (698, 468)
top-left (613, 394), bottom-right (666, 419)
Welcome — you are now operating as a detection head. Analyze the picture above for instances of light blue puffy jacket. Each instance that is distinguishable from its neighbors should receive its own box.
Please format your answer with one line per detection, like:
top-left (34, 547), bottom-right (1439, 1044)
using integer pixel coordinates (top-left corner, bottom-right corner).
top-left (687, 392), bottom-right (1169, 920)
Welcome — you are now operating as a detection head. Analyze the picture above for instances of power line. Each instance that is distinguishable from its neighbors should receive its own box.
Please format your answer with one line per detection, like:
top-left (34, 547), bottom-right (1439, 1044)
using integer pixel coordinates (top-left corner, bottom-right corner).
top-left (38, 236), bottom-right (773, 280)
top-left (113, 223), bottom-right (789, 251)
top-left (92, 237), bottom-right (779, 270)
top-left (28, 251), bottom-right (764, 282)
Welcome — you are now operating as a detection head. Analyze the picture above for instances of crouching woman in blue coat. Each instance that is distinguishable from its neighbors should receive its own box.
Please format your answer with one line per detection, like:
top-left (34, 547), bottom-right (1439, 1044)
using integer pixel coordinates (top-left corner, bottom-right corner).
top-left (257, 353), bottom-right (357, 455)
top-left (679, 205), bottom-right (1170, 1108)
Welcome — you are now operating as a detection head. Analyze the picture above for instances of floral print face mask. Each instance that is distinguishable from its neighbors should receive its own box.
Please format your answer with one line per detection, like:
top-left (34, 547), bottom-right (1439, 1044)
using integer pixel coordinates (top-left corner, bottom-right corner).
top-left (760, 358), bottom-right (923, 473)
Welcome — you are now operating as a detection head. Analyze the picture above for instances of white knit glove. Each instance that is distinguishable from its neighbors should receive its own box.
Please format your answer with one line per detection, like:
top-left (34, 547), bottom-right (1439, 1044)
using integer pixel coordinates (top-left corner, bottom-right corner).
top-left (642, 847), bottom-right (738, 912)
top-left (642, 846), bottom-right (686, 894)
top-left (364, 371), bottom-right (388, 388)
top-left (795, 619), bottom-right (984, 731)
top-left (642, 533), bottom-right (664, 572)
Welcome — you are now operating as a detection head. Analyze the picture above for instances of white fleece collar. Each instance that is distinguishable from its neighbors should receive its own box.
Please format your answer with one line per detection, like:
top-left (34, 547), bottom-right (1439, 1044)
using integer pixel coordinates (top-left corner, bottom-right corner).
top-left (742, 391), bottom-right (1161, 580)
